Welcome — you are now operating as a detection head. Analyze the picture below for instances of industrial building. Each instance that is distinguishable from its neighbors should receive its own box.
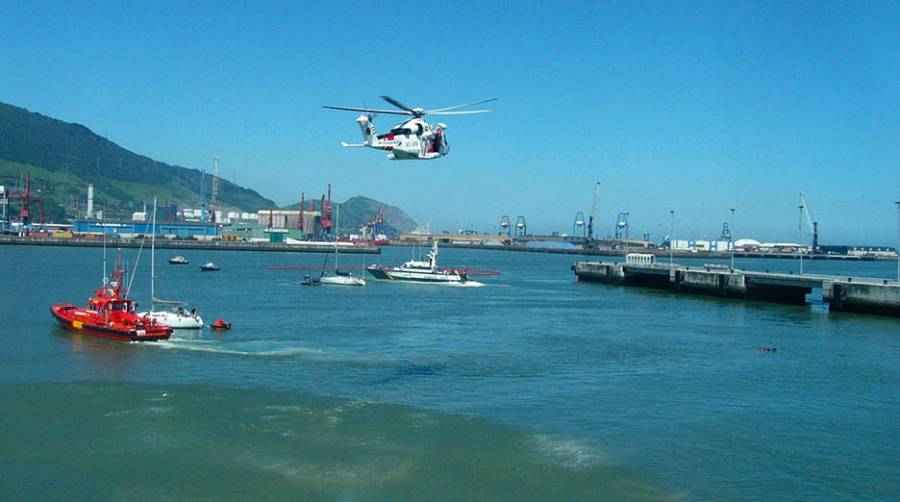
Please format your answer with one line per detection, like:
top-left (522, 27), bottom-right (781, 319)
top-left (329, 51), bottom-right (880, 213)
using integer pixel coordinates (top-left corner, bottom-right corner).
top-left (72, 220), bottom-right (219, 238)
top-left (669, 239), bottom-right (734, 252)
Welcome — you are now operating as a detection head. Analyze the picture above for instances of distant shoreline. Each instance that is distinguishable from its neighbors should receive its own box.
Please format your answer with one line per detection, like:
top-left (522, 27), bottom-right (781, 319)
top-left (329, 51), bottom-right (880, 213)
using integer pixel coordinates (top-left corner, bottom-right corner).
top-left (2, 235), bottom-right (894, 261)
top-left (0, 235), bottom-right (381, 254)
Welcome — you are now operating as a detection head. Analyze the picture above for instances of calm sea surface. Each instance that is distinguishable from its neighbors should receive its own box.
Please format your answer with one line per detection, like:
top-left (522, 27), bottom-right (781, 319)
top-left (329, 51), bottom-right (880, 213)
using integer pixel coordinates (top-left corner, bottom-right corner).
top-left (2, 245), bottom-right (898, 500)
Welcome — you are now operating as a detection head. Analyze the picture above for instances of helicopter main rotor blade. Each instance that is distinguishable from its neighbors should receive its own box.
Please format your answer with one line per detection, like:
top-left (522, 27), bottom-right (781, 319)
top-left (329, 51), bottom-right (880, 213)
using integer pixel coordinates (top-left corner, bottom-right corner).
top-left (428, 109), bottom-right (494, 116)
top-left (322, 105), bottom-right (412, 116)
top-left (380, 96), bottom-right (417, 114)
top-left (427, 98), bottom-right (498, 114)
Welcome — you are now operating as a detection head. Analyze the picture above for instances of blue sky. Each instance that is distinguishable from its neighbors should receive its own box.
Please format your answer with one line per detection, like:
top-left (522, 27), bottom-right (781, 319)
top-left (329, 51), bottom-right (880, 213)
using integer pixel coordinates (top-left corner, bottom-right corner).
top-left (1, 1), bottom-right (898, 244)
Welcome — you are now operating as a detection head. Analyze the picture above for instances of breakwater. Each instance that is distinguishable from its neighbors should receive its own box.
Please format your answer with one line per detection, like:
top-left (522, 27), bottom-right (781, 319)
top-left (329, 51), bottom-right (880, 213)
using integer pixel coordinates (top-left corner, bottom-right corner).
top-left (573, 256), bottom-right (900, 317)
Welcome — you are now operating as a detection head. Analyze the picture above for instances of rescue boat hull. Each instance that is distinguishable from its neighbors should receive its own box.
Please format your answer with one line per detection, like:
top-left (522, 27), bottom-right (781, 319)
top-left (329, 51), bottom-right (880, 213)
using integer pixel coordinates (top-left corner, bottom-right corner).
top-left (51, 304), bottom-right (172, 342)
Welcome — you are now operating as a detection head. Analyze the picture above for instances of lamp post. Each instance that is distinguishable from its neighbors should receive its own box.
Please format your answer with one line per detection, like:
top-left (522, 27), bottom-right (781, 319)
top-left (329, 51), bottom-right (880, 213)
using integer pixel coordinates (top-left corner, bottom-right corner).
top-left (798, 204), bottom-right (804, 275)
top-left (730, 208), bottom-right (735, 270)
top-left (895, 201), bottom-right (899, 281)
top-left (669, 210), bottom-right (675, 265)
top-left (624, 212), bottom-right (629, 253)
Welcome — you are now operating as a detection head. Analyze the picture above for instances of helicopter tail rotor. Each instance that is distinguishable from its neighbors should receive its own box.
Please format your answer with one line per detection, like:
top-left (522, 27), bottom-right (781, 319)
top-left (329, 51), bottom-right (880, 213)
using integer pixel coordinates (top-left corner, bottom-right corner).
top-left (355, 114), bottom-right (376, 145)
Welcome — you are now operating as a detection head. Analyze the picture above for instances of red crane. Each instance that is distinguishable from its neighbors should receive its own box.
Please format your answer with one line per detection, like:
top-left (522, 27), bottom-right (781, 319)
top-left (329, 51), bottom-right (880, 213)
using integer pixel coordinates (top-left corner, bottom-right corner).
top-left (6, 172), bottom-right (45, 226)
top-left (320, 183), bottom-right (333, 239)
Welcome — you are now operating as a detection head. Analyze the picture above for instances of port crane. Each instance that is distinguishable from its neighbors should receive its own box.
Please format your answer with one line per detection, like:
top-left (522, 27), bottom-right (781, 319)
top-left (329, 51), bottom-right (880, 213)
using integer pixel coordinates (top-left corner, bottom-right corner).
top-left (573, 211), bottom-right (585, 238)
top-left (614, 212), bottom-right (629, 241)
top-left (358, 206), bottom-right (387, 239)
top-left (323, 96), bottom-right (497, 160)
top-left (799, 192), bottom-right (819, 252)
top-left (587, 182), bottom-right (601, 241)
top-left (499, 215), bottom-right (511, 236)
top-left (3, 172), bottom-right (45, 227)
top-left (209, 158), bottom-right (220, 224)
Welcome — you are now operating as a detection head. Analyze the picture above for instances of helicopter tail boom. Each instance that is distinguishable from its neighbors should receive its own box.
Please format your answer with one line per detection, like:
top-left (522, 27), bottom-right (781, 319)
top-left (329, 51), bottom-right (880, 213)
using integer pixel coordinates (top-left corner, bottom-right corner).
top-left (356, 114), bottom-right (376, 145)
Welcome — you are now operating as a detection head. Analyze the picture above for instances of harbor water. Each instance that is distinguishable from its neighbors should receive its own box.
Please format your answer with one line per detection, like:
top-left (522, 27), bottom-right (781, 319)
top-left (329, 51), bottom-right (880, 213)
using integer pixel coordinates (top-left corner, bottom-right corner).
top-left (2, 245), bottom-right (899, 500)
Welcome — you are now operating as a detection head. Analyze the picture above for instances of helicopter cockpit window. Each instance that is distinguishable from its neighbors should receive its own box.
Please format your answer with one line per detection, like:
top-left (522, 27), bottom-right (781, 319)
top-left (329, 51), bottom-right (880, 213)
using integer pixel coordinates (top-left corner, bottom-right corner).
top-left (414, 123), bottom-right (424, 135)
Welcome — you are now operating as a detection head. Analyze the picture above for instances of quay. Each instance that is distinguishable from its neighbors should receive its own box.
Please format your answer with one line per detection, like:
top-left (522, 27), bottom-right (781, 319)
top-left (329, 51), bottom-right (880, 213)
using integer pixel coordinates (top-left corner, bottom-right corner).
top-left (0, 235), bottom-right (381, 254)
top-left (572, 254), bottom-right (900, 318)
top-left (431, 241), bottom-right (888, 261)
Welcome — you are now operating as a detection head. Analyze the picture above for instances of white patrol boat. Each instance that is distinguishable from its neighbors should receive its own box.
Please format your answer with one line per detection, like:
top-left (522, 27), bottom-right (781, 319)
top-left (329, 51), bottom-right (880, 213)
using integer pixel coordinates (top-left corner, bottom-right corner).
top-left (366, 242), bottom-right (479, 285)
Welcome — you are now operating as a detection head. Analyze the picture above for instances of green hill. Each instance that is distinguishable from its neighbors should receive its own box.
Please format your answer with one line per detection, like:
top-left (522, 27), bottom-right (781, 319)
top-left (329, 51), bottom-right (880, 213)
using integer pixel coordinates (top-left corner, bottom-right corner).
top-left (0, 101), bottom-right (277, 221)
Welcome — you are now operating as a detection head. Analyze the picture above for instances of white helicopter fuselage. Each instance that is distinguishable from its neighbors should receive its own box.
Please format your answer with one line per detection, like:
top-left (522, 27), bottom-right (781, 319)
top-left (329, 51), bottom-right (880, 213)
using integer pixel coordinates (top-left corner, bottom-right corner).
top-left (325, 96), bottom-right (495, 160)
top-left (343, 115), bottom-right (449, 160)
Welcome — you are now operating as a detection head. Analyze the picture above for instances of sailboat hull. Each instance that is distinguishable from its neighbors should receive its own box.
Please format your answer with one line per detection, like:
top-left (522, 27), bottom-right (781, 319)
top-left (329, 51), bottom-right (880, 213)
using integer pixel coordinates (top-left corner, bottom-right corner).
top-left (320, 275), bottom-right (367, 286)
top-left (138, 310), bottom-right (204, 329)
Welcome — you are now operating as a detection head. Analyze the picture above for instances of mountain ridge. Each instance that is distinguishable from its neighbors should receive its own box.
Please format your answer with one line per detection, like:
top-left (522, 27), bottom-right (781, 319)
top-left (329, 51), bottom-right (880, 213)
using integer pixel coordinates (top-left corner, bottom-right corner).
top-left (0, 101), bottom-right (416, 232)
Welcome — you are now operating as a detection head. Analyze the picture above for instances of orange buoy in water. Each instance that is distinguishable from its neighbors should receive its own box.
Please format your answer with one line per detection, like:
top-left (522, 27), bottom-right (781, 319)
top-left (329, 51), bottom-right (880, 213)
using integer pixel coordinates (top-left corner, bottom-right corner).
top-left (211, 319), bottom-right (231, 330)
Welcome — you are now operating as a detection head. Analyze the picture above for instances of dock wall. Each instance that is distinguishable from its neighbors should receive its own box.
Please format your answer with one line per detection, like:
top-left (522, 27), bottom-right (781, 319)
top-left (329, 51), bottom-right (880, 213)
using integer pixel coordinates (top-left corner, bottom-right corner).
top-left (823, 280), bottom-right (900, 317)
top-left (573, 261), bottom-right (900, 316)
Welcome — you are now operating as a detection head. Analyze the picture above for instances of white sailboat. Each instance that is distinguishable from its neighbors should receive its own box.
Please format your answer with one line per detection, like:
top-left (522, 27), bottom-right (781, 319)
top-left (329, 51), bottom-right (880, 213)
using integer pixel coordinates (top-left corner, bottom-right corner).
top-left (138, 198), bottom-right (204, 328)
top-left (319, 206), bottom-right (366, 286)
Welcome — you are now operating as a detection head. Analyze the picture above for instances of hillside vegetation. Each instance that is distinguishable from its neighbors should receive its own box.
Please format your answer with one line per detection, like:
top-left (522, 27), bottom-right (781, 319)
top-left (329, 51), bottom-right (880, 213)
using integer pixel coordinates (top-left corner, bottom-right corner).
top-left (0, 101), bottom-right (276, 220)
top-left (0, 101), bottom-right (417, 232)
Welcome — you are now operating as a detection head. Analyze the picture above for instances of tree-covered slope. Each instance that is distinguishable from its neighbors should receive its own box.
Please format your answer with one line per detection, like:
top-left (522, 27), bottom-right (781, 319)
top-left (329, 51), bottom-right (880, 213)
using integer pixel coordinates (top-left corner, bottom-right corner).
top-left (0, 101), bottom-right (277, 220)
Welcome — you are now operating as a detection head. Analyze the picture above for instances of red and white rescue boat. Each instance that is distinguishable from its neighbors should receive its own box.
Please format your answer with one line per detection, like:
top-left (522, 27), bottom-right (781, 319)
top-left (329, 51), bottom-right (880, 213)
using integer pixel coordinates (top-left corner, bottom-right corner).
top-left (51, 259), bottom-right (172, 342)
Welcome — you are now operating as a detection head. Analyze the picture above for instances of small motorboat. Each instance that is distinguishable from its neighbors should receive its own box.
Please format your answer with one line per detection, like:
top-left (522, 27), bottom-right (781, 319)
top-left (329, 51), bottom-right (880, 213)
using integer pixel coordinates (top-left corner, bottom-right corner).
top-left (169, 256), bottom-right (189, 265)
top-left (301, 274), bottom-right (321, 286)
top-left (200, 262), bottom-right (220, 272)
top-left (210, 319), bottom-right (231, 330)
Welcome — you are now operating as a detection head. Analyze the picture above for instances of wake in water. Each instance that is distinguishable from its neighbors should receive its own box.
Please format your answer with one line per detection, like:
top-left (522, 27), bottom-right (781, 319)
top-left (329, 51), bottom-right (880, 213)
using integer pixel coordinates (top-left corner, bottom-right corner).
top-left (153, 338), bottom-right (324, 358)
top-left (151, 338), bottom-right (400, 366)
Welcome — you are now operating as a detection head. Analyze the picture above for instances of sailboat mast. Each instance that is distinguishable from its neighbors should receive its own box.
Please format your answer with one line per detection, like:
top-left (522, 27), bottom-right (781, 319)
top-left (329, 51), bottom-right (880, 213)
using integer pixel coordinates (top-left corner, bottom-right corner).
top-left (151, 197), bottom-right (157, 310)
top-left (334, 205), bottom-right (339, 272)
top-left (102, 228), bottom-right (109, 286)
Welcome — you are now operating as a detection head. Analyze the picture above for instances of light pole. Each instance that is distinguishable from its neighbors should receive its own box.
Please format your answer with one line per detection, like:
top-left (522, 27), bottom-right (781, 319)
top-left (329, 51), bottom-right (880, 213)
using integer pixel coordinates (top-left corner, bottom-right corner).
top-left (895, 201), bottom-right (899, 281)
top-left (798, 204), bottom-right (804, 275)
top-left (730, 208), bottom-right (735, 270)
top-left (669, 210), bottom-right (675, 265)
top-left (624, 212), bottom-right (629, 253)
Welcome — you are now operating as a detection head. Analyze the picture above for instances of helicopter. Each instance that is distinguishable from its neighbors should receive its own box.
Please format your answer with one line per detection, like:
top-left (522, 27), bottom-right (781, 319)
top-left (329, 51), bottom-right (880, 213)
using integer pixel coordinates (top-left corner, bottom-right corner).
top-left (322, 96), bottom-right (497, 160)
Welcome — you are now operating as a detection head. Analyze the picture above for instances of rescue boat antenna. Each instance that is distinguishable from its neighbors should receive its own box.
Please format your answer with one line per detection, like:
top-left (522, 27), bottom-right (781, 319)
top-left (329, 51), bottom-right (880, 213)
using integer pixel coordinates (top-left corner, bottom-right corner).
top-left (150, 197), bottom-right (157, 308)
top-left (102, 230), bottom-right (108, 286)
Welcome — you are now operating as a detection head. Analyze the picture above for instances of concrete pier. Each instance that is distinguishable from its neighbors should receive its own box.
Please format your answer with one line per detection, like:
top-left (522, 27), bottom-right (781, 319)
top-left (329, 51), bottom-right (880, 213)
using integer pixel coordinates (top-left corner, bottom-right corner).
top-left (573, 254), bottom-right (900, 317)
top-left (823, 279), bottom-right (900, 317)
